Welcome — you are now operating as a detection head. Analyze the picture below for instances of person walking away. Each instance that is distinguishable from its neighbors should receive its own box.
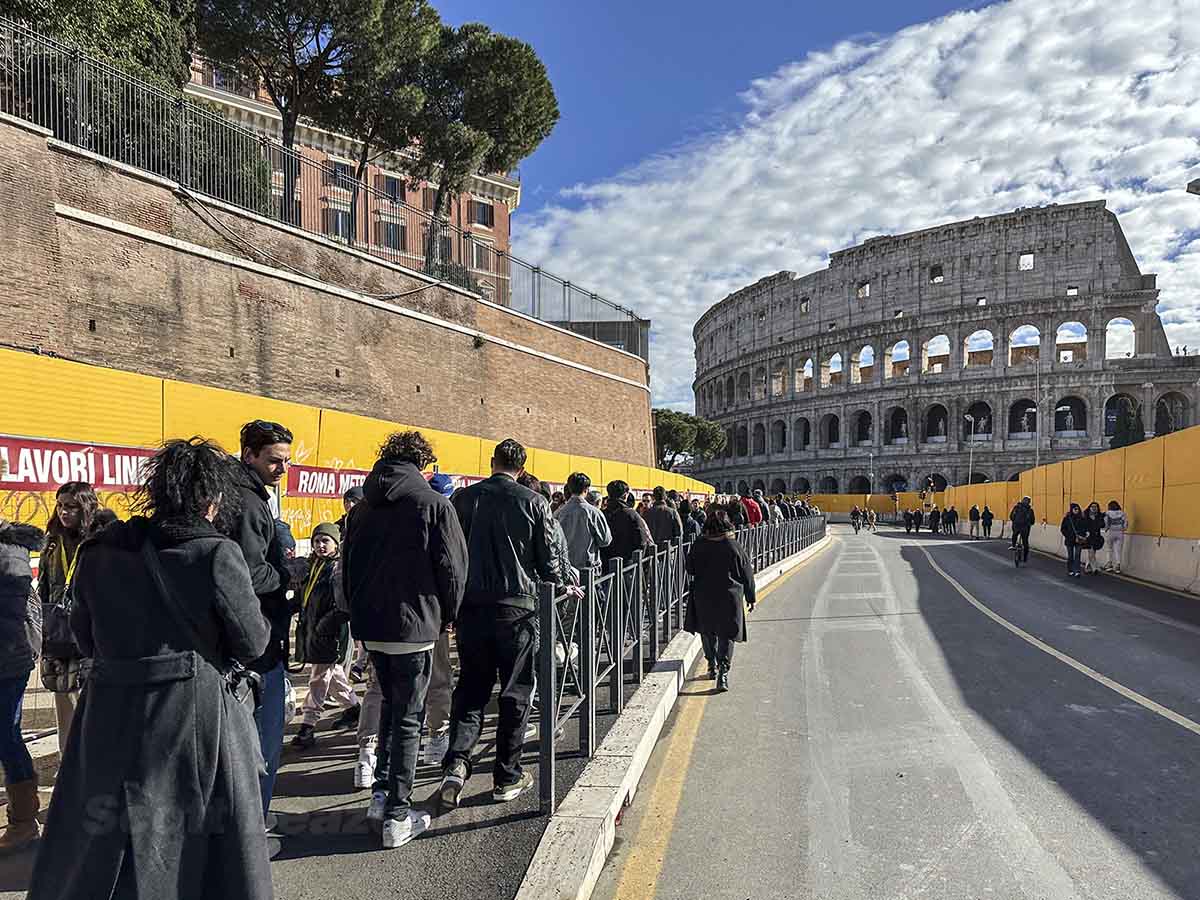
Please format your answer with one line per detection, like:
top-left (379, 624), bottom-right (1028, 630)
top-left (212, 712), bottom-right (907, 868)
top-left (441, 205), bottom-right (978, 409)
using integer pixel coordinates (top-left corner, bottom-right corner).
top-left (290, 523), bottom-right (359, 750)
top-left (39, 481), bottom-right (99, 754)
top-left (739, 492), bottom-right (763, 527)
top-left (556, 472), bottom-right (613, 574)
top-left (644, 486), bottom-right (683, 548)
top-left (0, 508), bottom-right (43, 854)
top-left (913, 507), bottom-right (924, 533)
top-left (1083, 502), bottom-right (1105, 574)
top-left (903, 509), bottom-right (913, 534)
top-left (442, 439), bottom-right (580, 808)
top-left (28, 438), bottom-right (272, 900)
top-left (1103, 501), bottom-right (1128, 573)
top-left (981, 505), bottom-right (995, 538)
top-left (946, 506), bottom-right (958, 534)
top-left (867, 508), bottom-right (877, 532)
top-left (1009, 497), bottom-right (1034, 561)
top-left (601, 481), bottom-right (655, 567)
top-left (684, 510), bottom-right (756, 692)
top-left (232, 420), bottom-right (293, 824)
top-left (421, 473), bottom-right (462, 768)
top-left (752, 489), bottom-right (771, 523)
top-left (1061, 503), bottom-right (1088, 577)
top-left (928, 506), bottom-right (941, 535)
top-left (683, 504), bottom-right (703, 543)
top-left (850, 506), bottom-right (861, 533)
top-left (968, 505), bottom-right (981, 539)
top-left (343, 432), bottom-right (466, 848)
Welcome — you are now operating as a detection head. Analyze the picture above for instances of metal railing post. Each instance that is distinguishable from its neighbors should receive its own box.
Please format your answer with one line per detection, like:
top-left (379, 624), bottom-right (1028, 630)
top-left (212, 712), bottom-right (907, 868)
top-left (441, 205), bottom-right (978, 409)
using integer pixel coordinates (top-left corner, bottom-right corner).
top-left (608, 558), bottom-right (624, 715)
top-left (630, 551), bottom-right (644, 685)
top-left (580, 567), bottom-right (597, 757)
top-left (537, 582), bottom-right (557, 815)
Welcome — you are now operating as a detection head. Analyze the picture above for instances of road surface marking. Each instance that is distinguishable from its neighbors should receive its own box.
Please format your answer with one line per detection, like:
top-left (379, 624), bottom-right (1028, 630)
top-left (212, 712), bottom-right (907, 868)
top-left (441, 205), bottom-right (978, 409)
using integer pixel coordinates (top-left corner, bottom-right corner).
top-left (919, 546), bottom-right (1200, 739)
top-left (607, 565), bottom-right (805, 898)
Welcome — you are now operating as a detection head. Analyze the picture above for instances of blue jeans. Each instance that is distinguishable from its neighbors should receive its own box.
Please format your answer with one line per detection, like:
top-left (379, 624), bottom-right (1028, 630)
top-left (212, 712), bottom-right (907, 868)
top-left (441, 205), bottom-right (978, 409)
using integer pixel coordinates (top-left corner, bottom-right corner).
top-left (371, 650), bottom-right (432, 821)
top-left (0, 674), bottom-right (35, 784)
top-left (253, 662), bottom-right (287, 818)
top-left (1065, 541), bottom-right (1083, 575)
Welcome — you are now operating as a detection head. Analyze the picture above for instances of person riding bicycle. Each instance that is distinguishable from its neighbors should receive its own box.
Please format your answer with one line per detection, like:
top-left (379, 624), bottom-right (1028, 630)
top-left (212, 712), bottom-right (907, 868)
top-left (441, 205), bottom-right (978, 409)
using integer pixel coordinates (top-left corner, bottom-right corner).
top-left (850, 505), bottom-right (862, 533)
top-left (1010, 496), bottom-right (1035, 563)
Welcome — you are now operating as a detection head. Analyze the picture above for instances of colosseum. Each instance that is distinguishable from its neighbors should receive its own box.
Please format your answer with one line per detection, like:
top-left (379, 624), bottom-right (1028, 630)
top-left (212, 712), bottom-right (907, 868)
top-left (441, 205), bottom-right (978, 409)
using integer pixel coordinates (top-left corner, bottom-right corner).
top-left (692, 200), bottom-right (1200, 496)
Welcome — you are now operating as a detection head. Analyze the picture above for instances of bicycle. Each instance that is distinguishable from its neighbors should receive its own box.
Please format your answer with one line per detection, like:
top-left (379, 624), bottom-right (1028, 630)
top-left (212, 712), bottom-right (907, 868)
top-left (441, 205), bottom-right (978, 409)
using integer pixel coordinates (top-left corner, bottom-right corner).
top-left (1011, 541), bottom-right (1022, 567)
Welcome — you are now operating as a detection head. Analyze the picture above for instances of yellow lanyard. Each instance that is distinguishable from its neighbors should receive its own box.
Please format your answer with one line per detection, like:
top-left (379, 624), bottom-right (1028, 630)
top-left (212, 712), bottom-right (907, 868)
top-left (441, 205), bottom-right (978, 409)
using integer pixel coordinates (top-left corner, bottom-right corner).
top-left (59, 542), bottom-right (81, 589)
top-left (301, 559), bottom-right (326, 609)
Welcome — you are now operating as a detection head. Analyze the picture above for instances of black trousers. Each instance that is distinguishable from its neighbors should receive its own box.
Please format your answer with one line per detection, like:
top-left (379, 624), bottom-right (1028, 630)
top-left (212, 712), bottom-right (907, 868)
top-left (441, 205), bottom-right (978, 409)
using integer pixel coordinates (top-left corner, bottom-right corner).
top-left (700, 632), bottom-right (735, 671)
top-left (445, 605), bottom-right (537, 786)
top-left (371, 649), bottom-right (432, 821)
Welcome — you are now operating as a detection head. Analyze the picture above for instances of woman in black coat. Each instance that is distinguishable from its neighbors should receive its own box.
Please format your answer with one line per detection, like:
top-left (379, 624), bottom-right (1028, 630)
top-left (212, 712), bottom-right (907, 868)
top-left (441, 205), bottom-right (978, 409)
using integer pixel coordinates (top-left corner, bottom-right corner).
top-left (684, 509), bottom-right (755, 693)
top-left (1083, 501), bottom-right (1105, 574)
top-left (28, 438), bottom-right (272, 900)
top-left (1061, 502), bottom-right (1088, 578)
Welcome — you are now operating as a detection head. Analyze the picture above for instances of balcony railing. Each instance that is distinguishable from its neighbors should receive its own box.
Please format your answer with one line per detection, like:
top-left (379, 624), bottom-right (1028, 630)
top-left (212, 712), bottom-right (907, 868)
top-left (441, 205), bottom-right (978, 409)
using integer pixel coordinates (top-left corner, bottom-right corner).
top-left (0, 17), bottom-right (649, 361)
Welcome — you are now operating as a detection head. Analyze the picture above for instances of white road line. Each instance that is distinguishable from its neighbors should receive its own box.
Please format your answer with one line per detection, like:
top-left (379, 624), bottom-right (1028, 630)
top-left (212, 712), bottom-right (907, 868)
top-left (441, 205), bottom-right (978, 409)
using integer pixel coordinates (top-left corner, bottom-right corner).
top-left (951, 542), bottom-right (1200, 639)
top-left (919, 546), bottom-right (1200, 739)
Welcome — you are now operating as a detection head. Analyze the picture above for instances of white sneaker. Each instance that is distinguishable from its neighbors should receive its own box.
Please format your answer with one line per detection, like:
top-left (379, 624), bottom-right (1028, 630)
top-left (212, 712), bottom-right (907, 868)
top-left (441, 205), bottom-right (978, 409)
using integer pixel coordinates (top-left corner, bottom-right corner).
top-left (525, 721), bottom-right (538, 742)
top-left (423, 732), bottom-right (450, 768)
top-left (366, 790), bottom-right (387, 825)
top-left (354, 748), bottom-right (376, 790)
top-left (382, 811), bottom-right (431, 849)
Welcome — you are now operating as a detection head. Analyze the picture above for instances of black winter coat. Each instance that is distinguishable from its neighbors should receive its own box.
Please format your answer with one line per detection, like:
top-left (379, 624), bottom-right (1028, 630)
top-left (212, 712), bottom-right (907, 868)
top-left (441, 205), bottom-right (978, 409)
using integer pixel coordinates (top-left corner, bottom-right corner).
top-left (643, 502), bottom-right (682, 546)
top-left (294, 556), bottom-right (347, 665)
top-left (28, 517), bottom-right (271, 900)
top-left (1084, 514), bottom-right (1105, 550)
top-left (601, 502), bottom-right (655, 565)
top-left (231, 462), bottom-right (290, 672)
top-left (1061, 513), bottom-right (1088, 545)
top-left (39, 530), bottom-right (83, 660)
top-left (0, 522), bottom-right (42, 680)
top-left (684, 535), bottom-right (755, 642)
top-left (345, 460), bottom-right (468, 642)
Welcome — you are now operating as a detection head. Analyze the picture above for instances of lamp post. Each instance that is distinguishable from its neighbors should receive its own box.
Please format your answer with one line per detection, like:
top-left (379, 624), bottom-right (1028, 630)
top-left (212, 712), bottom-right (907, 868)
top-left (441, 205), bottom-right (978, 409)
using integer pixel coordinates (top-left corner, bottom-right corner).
top-left (964, 413), bottom-right (976, 485)
top-left (868, 451), bottom-right (874, 493)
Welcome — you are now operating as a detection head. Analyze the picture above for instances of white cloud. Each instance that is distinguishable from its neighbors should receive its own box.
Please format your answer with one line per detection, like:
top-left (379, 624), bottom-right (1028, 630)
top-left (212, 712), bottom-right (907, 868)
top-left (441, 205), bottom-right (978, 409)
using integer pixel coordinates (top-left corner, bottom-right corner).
top-left (513, 0), bottom-right (1200, 409)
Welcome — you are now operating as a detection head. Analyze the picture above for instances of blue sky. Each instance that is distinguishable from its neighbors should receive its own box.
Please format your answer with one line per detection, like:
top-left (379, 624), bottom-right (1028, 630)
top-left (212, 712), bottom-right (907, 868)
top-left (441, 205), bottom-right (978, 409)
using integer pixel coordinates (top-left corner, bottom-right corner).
top-left (439, 0), bottom-right (1200, 409)
top-left (435, 0), bottom-right (983, 217)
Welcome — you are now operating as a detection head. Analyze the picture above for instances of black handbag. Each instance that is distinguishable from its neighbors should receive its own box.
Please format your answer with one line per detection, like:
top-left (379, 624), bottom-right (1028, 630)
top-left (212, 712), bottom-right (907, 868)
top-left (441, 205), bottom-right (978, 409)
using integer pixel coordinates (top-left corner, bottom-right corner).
top-left (139, 541), bottom-right (263, 712)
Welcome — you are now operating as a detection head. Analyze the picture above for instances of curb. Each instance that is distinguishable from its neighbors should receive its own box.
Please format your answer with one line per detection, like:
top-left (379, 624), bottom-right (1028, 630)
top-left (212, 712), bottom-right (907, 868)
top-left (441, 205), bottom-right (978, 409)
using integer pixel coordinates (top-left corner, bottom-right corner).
top-left (514, 533), bottom-right (834, 900)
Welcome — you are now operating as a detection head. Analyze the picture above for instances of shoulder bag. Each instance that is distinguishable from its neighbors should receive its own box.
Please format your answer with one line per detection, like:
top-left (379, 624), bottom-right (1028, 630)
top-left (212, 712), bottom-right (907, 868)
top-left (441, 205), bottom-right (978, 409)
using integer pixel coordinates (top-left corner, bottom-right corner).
top-left (139, 541), bottom-right (263, 712)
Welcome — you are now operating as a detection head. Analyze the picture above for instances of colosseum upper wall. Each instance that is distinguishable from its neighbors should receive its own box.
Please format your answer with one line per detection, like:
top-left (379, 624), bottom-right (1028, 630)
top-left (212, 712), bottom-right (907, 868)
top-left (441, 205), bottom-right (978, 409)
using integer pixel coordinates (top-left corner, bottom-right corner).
top-left (692, 201), bottom-right (1199, 496)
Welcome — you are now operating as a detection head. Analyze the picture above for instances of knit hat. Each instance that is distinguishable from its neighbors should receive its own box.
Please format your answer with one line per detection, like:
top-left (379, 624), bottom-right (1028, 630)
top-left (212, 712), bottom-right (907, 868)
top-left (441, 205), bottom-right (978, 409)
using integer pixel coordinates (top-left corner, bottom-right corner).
top-left (343, 485), bottom-right (365, 504)
top-left (311, 522), bottom-right (341, 546)
top-left (429, 473), bottom-right (455, 497)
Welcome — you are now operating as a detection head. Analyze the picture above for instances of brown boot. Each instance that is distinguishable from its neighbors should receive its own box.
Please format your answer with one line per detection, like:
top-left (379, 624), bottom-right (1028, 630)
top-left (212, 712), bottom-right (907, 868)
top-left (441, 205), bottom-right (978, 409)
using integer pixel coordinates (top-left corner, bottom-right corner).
top-left (0, 779), bottom-right (40, 854)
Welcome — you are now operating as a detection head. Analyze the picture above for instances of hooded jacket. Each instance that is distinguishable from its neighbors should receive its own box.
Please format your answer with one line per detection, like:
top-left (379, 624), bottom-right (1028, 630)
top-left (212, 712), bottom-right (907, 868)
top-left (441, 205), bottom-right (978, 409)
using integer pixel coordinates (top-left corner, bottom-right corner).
top-left (231, 461), bottom-right (290, 672)
top-left (0, 522), bottom-right (43, 680)
top-left (344, 459), bottom-right (468, 642)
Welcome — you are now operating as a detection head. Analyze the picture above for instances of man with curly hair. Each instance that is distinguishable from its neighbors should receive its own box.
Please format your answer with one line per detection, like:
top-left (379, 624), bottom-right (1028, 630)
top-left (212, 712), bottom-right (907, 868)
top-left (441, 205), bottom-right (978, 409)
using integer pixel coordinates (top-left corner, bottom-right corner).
top-left (343, 431), bottom-right (468, 849)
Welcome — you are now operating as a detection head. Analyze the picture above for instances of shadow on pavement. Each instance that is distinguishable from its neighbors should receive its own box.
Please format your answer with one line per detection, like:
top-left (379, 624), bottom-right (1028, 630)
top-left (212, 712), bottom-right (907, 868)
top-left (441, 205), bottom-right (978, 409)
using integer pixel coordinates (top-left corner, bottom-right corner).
top-left (899, 541), bottom-right (1200, 897)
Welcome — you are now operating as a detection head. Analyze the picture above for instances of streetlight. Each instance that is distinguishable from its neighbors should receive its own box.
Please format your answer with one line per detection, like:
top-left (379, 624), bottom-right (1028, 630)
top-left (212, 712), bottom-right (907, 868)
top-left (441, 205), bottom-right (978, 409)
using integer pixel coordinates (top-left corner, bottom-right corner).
top-left (868, 451), bottom-right (874, 493)
top-left (964, 413), bottom-right (976, 486)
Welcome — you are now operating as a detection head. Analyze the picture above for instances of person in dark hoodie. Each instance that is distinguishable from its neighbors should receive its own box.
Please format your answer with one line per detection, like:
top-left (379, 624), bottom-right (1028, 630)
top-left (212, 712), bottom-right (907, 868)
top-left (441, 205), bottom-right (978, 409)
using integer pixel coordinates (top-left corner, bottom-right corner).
top-left (28, 438), bottom-right (271, 900)
top-left (441, 439), bottom-right (580, 809)
top-left (232, 419), bottom-right (293, 822)
top-left (343, 431), bottom-right (468, 849)
top-left (600, 480), bottom-right (655, 566)
top-left (0, 489), bottom-right (43, 854)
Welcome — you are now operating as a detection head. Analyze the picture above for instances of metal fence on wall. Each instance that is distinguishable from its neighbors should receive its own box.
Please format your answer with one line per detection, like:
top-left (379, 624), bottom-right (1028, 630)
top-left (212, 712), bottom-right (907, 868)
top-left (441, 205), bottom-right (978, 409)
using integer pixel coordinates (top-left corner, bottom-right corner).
top-left (0, 16), bottom-right (649, 361)
top-left (536, 516), bottom-right (827, 813)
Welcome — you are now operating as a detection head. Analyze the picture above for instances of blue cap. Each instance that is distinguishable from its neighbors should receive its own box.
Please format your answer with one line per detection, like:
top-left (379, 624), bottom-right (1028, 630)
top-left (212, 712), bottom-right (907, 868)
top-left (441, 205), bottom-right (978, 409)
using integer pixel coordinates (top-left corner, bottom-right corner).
top-left (429, 473), bottom-right (455, 497)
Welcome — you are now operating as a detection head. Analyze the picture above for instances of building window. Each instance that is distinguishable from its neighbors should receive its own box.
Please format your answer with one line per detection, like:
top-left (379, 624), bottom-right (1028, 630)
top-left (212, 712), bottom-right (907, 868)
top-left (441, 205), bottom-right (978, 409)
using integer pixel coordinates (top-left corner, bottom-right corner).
top-left (383, 176), bottom-right (403, 202)
top-left (328, 161), bottom-right (354, 190)
top-left (381, 221), bottom-right (406, 251)
top-left (758, 309), bottom-right (766, 323)
top-left (977, 297), bottom-right (987, 306)
top-left (422, 187), bottom-right (438, 212)
top-left (856, 280), bottom-right (871, 299)
top-left (1066, 285), bottom-right (1079, 296)
top-left (472, 240), bottom-right (492, 271)
top-left (323, 207), bottom-right (353, 241)
top-left (470, 199), bottom-right (495, 228)
top-left (1019, 252), bottom-right (1034, 271)
top-left (929, 264), bottom-right (944, 284)
top-left (799, 298), bottom-right (810, 313)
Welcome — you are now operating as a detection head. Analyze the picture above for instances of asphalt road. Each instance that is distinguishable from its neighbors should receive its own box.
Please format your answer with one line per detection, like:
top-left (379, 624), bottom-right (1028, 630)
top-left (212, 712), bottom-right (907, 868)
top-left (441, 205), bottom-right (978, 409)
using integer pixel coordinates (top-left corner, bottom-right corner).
top-left (594, 525), bottom-right (1200, 900)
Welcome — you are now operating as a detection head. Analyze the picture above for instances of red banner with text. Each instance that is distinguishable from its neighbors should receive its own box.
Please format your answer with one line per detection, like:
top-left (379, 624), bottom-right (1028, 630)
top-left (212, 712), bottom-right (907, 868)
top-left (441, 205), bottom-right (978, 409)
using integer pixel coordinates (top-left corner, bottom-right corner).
top-left (0, 434), bottom-right (155, 493)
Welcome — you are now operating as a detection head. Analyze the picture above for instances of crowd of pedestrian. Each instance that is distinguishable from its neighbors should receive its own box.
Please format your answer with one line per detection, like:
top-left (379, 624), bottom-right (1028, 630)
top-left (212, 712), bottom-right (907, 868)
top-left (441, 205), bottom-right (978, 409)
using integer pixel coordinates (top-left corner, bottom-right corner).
top-left (0, 423), bottom-right (821, 896)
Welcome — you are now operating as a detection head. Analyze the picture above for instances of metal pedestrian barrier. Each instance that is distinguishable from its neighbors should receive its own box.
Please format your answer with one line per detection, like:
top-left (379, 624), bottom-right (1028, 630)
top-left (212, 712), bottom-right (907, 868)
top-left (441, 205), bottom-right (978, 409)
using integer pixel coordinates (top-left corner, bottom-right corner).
top-left (536, 515), bottom-right (827, 813)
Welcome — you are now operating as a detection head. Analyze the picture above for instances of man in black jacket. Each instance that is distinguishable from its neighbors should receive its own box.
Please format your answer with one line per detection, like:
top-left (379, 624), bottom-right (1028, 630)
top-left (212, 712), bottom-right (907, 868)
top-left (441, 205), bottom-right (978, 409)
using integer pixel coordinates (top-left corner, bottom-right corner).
top-left (343, 431), bottom-right (467, 849)
top-left (643, 486), bottom-right (683, 547)
top-left (233, 419), bottom-right (293, 822)
top-left (441, 439), bottom-right (579, 808)
top-left (601, 480), bottom-right (655, 565)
